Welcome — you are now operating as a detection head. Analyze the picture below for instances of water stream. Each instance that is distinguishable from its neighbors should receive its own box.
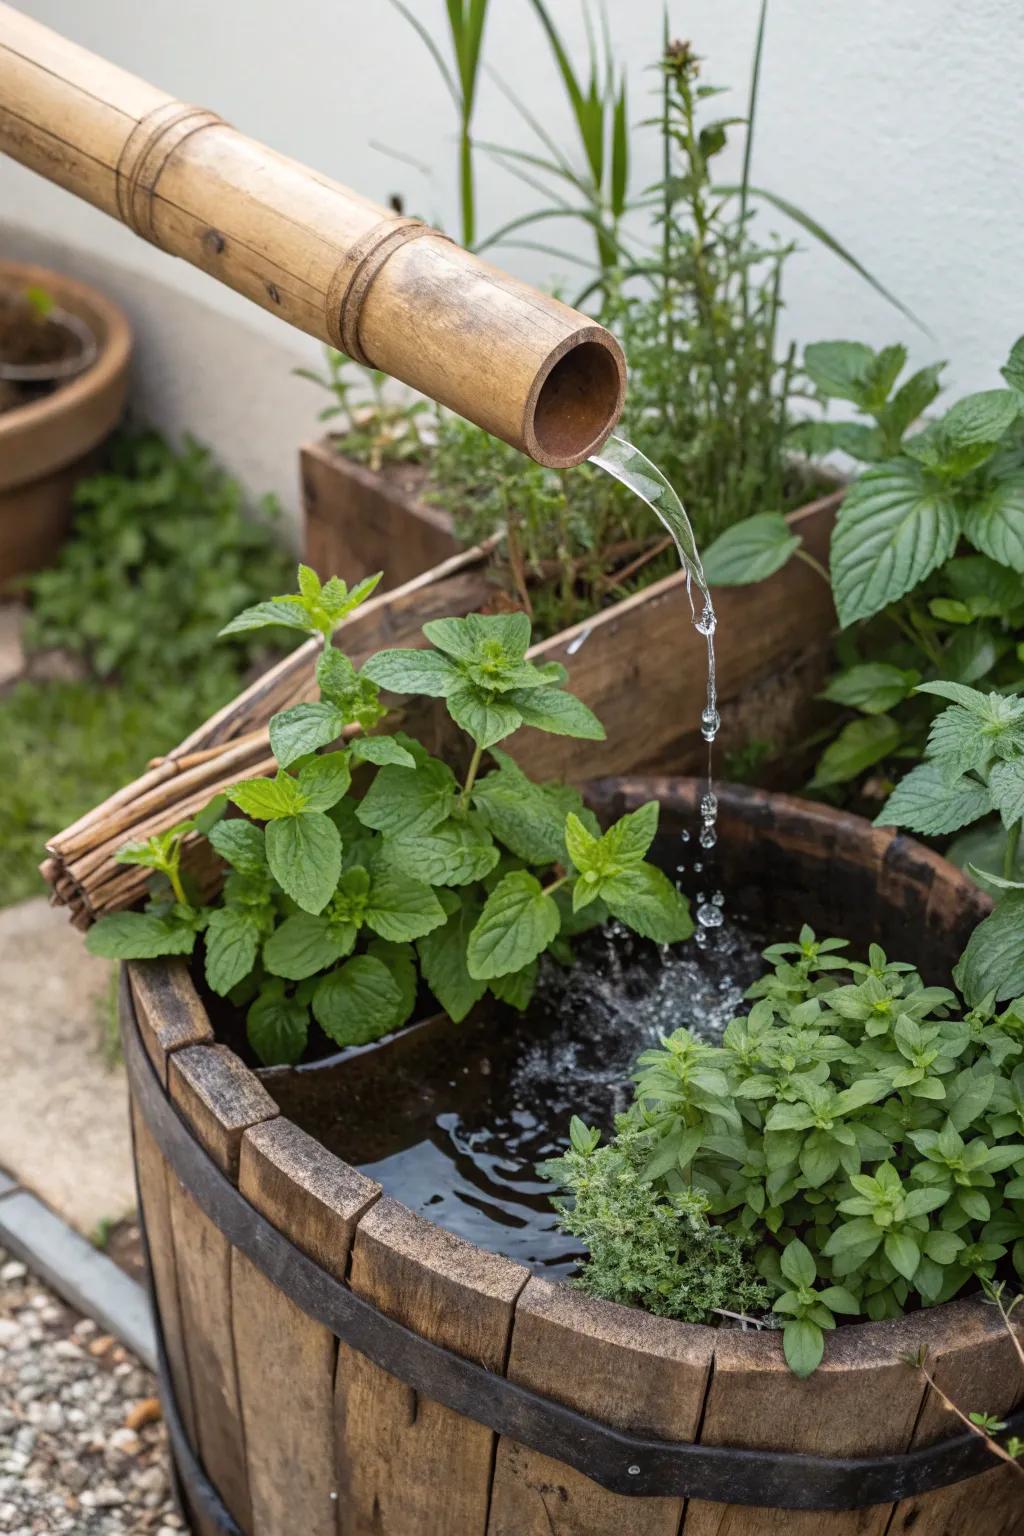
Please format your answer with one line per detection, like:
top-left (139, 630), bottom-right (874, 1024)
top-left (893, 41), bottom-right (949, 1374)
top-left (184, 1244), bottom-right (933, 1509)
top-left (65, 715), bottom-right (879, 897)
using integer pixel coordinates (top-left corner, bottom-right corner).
top-left (589, 435), bottom-right (722, 927)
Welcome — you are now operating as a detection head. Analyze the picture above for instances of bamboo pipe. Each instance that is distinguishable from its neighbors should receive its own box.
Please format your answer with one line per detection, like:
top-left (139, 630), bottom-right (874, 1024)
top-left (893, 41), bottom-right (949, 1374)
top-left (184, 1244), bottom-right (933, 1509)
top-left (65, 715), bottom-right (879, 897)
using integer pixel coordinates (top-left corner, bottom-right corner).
top-left (0, 4), bottom-right (626, 467)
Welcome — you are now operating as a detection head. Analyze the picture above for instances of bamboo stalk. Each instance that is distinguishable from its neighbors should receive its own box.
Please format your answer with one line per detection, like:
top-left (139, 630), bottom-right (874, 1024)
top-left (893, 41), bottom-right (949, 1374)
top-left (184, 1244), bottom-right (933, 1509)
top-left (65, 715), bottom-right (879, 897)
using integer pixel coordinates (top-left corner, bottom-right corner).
top-left (0, 4), bottom-right (625, 467)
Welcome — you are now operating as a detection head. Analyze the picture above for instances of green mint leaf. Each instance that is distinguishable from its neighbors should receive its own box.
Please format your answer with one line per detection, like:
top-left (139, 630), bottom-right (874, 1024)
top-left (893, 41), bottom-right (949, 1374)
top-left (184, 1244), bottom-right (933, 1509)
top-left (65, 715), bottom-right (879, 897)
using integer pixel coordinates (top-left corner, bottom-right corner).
top-left (505, 686), bottom-right (605, 741)
top-left (417, 893), bottom-right (488, 1022)
top-left (356, 758), bottom-right (456, 837)
top-left (472, 752), bottom-right (584, 864)
top-left (466, 871), bottom-right (561, 980)
top-left (204, 907), bottom-right (261, 996)
top-left (830, 461), bottom-right (959, 627)
top-left (954, 891), bottom-right (1024, 1005)
top-left (348, 735), bottom-right (416, 768)
top-left (962, 470), bottom-right (1024, 573)
top-left (320, 571), bottom-right (383, 622)
top-left (883, 1230), bottom-right (920, 1281)
top-left (296, 752), bottom-right (351, 811)
top-left (366, 939), bottom-right (418, 1031)
top-left (262, 912), bottom-right (356, 980)
top-left (988, 760), bottom-right (1024, 830)
top-left (226, 772), bottom-right (305, 821)
top-left (703, 513), bottom-right (800, 587)
top-left (377, 816), bottom-right (499, 887)
top-left (218, 598), bottom-right (314, 638)
top-left (207, 819), bottom-right (268, 875)
top-left (883, 362), bottom-right (945, 443)
top-left (783, 1318), bottom-right (825, 1378)
top-left (269, 702), bottom-right (346, 768)
top-left (599, 864), bottom-right (694, 944)
top-left (926, 706), bottom-right (994, 781)
top-left (246, 982), bottom-right (308, 1066)
top-left (915, 680), bottom-right (996, 711)
top-left (312, 955), bottom-right (402, 1046)
top-left (942, 389), bottom-right (1019, 455)
top-left (297, 563), bottom-right (321, 600)
top-left (85, 912), bottom-right (197, 961)
top-left (809, 715), bottom-right (902, 789)
top-left (424, 612), bottom-right (531, 662)
top-left (603, 801), bottom-right (660, 864)
top-left (489, 959), bottom-right (538, 1012)
top-left (780, 1238), bottom-right (816, 1289)
top-left (360, 647), bottom-right (460, 697)
top-left (967, 864), bottom-right (1024, 893)
top-left (803, 341), bottom-right (877, 404)
top-left (1003, 336), bottom-right (1024, 398)
top-left (316, 645), bottom-right (357, 701)
top-left (445, 683), bottom-right (523, 749)
top-left (875, 762), bottom-right (992, 835)
top-left (564, 811), bottom-right (601, 874)
top-left (364, 865), bottom-right (447, 943)
top-left (265, 813), bottom-right (342, 914)
top-left (821, 663), bottom-right (920, 716)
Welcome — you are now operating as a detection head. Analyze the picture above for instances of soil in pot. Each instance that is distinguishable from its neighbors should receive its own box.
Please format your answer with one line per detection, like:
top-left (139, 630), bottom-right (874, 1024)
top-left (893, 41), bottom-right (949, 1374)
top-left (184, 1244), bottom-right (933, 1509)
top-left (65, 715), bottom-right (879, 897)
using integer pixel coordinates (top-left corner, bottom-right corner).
top-left (0, 284), bottom-right (96, 416)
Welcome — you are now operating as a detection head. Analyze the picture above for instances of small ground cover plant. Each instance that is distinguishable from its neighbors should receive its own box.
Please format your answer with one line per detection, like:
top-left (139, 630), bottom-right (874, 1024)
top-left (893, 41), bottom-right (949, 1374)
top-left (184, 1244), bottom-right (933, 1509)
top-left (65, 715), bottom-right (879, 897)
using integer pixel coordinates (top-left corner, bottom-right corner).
top-left (86, 566), bottom-right (693, 1065)
top-left (548, 925), bottom-right (1024, 1377)
top-left (704, 335), bottom-right (1024, 811)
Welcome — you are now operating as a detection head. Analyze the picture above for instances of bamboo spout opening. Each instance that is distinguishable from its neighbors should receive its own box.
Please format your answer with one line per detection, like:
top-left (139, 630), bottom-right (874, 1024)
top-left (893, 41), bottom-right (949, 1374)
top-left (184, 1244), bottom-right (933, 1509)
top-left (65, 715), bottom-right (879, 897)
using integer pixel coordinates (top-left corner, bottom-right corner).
top-left (526, 334), bottom-right (627, 468)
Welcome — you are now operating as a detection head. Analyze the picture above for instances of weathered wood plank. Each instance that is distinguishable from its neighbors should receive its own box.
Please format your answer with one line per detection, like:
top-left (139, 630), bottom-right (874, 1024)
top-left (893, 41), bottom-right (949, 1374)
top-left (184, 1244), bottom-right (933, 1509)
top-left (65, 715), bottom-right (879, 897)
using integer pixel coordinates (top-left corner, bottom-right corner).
top-left (128, 958), bottom-right (213, 1085)
top-left (487, 1278), bottom-right (714, 1536)
top-left (302, 441), bottom-right (460, 590)
top-left (233, 1118), bottom-right (380, 1536)
top-left (167, 1044), bottom-right (278, 1532)
top-left (335, 1193), bottom-right (528, 1535)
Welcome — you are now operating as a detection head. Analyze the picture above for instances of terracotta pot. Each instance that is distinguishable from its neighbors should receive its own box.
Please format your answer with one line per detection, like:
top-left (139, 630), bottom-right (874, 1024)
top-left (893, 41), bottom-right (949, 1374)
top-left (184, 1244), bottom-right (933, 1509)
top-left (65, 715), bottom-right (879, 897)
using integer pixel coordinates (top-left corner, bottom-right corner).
top-left (0, 260), bottom-right (131, 580)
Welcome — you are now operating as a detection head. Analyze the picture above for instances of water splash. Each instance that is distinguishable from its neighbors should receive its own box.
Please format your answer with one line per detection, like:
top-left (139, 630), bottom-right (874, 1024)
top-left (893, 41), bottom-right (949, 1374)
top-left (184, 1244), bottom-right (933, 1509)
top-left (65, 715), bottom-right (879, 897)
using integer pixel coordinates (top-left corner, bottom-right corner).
top-left (589, 434), bottom-right (720, 859)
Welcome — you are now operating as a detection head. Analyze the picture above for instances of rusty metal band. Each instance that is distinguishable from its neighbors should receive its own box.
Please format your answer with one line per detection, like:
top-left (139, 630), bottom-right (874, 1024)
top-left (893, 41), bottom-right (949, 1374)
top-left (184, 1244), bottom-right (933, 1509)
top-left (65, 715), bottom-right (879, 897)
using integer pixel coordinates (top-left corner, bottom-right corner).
top-left (121, 981), bottom-right (1022, 1512)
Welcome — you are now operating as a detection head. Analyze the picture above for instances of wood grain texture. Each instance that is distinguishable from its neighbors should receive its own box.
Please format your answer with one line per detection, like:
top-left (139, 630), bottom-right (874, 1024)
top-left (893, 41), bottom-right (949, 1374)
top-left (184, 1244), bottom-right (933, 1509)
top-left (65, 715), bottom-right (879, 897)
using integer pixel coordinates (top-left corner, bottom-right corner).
top-left (335, 1194), bottom-right (528, 1535)
top-left (0, 2), bottom-right (625, 465)
top-left (233, 1120), bottom-right (380, 1536)
top-left (165, 1045), bottom-right (278, 1532)
top-left (302, 442), bottom-right (460, 590)
top-left (127, 959), bottom-right (213, 1086)
top-left (488, 1278), bottom-right (714, 1536)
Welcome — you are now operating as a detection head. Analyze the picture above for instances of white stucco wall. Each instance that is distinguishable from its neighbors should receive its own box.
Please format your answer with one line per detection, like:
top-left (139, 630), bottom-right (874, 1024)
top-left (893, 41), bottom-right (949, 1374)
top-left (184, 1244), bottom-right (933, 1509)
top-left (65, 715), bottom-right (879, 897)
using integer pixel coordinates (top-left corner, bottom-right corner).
top-left (2, 0), bottom-right (1022, 527)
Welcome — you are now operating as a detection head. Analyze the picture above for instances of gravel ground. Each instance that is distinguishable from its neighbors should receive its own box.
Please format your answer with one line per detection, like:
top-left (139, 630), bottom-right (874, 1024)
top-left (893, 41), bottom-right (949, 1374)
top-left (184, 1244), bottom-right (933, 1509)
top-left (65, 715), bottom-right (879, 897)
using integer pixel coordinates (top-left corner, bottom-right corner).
top-left (0, 1248), bottom-right (181, 1534)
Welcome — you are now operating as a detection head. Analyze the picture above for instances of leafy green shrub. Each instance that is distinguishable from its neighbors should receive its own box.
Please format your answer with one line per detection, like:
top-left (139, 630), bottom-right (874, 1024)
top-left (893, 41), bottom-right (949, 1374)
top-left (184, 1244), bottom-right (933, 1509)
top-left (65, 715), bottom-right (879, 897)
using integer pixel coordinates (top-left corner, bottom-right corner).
top-left (550, 926), bottom-right (1024, 1375)
top-left (24, 433), bottom-right (294, 684)
top-left (86, 566), bottom-right (693, 1065)
top-left (704, 336), bottom-right (1024, 803)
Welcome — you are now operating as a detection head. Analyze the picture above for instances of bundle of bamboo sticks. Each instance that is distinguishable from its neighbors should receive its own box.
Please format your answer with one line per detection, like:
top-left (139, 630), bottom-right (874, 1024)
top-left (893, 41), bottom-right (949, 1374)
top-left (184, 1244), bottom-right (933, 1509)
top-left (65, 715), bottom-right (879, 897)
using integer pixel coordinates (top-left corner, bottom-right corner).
top-left (42, 541), bottom-right (498, 929)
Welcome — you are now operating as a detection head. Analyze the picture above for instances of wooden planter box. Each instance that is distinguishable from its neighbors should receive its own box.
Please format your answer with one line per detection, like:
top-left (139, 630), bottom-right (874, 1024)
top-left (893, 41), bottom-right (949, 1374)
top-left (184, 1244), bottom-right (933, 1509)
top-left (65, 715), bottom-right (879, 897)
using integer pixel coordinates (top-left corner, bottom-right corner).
top-left (122, 781), bottom-right (1020, 1536)
top-left (301, 438), bottom-right (844, 778)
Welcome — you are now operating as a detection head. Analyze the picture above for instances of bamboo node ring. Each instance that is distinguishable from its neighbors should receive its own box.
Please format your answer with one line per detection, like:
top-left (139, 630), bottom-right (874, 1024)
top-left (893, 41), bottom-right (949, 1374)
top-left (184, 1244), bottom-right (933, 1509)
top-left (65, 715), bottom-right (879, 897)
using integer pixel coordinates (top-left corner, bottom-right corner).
top-left (328, 218), bottom-right (452, 365)
top-left (116, 101), bottom-right (225, 244)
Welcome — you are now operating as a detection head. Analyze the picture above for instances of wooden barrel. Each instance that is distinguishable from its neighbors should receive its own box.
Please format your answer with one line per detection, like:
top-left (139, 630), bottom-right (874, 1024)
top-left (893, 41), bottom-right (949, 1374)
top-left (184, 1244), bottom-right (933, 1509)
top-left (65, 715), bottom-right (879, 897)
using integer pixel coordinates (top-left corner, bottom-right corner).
top-left (121, 781), bottom-right (1023, 1536)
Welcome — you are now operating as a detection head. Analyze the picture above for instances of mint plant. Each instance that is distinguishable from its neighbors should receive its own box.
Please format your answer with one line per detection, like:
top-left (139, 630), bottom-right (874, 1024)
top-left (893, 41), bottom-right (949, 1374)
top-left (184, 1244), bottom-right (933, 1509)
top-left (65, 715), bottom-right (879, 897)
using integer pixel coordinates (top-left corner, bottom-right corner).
top-left (875, 680), bottom-right (1024, 1006)
top-left (702, 337), bottom-right (1024, 802)
top-left (87, 566), bottom-right (692, 1065)
top-left (549, 926), bottom-right (1024, 1376)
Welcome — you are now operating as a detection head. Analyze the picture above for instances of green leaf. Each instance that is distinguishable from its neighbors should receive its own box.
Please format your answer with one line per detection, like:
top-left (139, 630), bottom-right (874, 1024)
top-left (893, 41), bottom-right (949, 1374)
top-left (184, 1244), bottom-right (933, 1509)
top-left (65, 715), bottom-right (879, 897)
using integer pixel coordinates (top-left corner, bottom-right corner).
top-left (942, 389), bottom-right (1019, 455)
top-left (207, 820), bottom-right (268, 875)
top-left (364, 865), bottom-right (447, 942)
top-left (884, 1230), bottom-right (920, 1281)
top-left (246, 984), bottom-right (308, 1066)
top-left (356, 759), bottom-right (456, 838)
top-left (269, 702), bottom-right (345, 768)
top-left (1002, 336), bottom-right (1024, 399)
top-left (348, 735), bottom-right (416, 768)
top-left (505, 686), bottom-right (605, 740)
top-left (702, 513), bottom-right (800, 587)
top-left (360, 647), bottom-right (460, 697)
top-left (204, 907), bottom-right (261, 995)
top-left (312, 955), bottom-right (403, 1046)
top-left (366, 938), bottom-right (418, 1031)
top-left (377, 817), bottom-right (499, 887)
top-left (602, 801), bottom-right (660, 863)
top-left (417, 894), bottom-right (488, 1022)
top-left (85, 912), bottom-right (196, 961)
top-left (803, 341), bottom-right (877, 403)
top-left (600, 864), bottom-right (694, 944)
top-left (780, 1238), bottom-right (816, 1288)
top-left (445, 683), bottom-right (523, 748)
top-left (227, 772), bottom-right (304, 821)
top-left (962, 471), bottom-right (1024, 573)
top-left (990, 760), bottom-right (1024, 830)
top-left (265, 813), bottom-right (342, 914)
top-left (783, 1318), bottom-right (824, 1378)
top-left (810, 715), bottom-right (902, 788)
top-left (955, 892), bottom-right (1024, 1005)
top-left (425, 611), bottom-right (531, 660)
top-left (821, 664), bottom-right (919, 716)
top-left (875, 762), bottom-right (992, 835)
top-left (884, 363), bottom-right (945, 443)
top-left (262, 912), bottom-right (356, 980)
top-left (466, 870), bottom-right (561, 980)
top-left (296, 753), bottom-right (351, 811)
top-left (489, 959), bottom-right (538, 1011)
top-left (472, 752), bottom-right (583, 864)
top-left (830, 461), bottom-right (960, 627)
top-left (219, 598), bottom-right (314, 638)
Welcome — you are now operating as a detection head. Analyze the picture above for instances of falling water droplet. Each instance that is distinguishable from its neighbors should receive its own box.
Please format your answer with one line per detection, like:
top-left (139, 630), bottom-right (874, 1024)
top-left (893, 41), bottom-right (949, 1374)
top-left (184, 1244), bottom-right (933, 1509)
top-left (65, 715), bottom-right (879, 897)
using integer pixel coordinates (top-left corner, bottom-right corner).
top-left (679, 830), bottom-right (690, 843)
top-left (712, 891), bottom-right (725, 907)
top-left (700, 791), bottom-right (718, 819)
top-left (697, 901), bottom-right (725, 929)
top-left (699, 826), bottom-right (717, 850)
top-left (693, 861), bottom-right (703, 873)
top-left (701, 707), bottom-right (720, 743)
